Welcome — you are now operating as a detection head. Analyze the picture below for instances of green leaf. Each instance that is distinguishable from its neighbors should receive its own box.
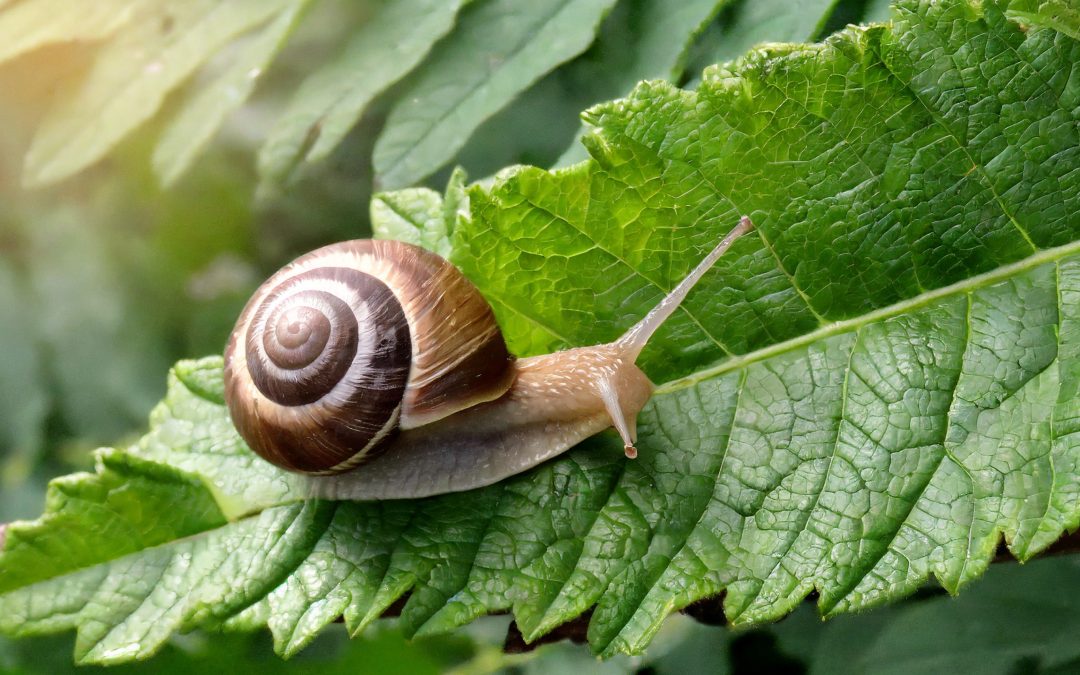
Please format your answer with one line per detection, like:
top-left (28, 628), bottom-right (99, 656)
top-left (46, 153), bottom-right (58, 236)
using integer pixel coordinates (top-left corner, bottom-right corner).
top-left (3, 0), bottom-right (1080, 664)
top-left (372, 0), bottom-right (620, 189)
top-left (22, 0), bottom-right (288, 188)
top-left (0, 0), bottom-right (137, 67)
top-left (1, 495), bottom-right (331, 664)
top-left (0, 451), bottom-right (227, 596)
top-left (556, 0), bottom-right (732, 167)
top-left (257, 0), bottom-right (468, 186)
top-left (153, 0), bottom-right (310, 187)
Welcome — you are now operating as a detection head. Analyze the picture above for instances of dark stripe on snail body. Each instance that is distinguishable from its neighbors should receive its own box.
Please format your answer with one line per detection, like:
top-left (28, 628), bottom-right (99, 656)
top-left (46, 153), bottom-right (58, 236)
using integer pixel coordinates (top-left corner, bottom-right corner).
top-left (224, 218), bottom-right (753, 499)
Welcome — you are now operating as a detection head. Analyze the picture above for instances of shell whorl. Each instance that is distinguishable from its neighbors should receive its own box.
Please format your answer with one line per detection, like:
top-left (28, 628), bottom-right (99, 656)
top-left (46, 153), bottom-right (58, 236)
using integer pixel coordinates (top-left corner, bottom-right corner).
top-left (224, 240), bottom-right (515, 475)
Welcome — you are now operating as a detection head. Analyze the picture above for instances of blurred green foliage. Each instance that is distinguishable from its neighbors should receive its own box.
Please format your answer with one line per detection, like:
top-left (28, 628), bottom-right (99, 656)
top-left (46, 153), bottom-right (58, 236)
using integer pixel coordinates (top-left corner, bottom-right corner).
top-left (0, 0), bottom-right (1077, 672)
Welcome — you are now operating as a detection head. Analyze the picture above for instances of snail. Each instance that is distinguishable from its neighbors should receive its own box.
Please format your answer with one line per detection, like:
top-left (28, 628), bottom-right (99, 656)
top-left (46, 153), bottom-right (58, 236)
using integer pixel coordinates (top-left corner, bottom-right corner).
top-left (224, 216), bottom-right (753, 500)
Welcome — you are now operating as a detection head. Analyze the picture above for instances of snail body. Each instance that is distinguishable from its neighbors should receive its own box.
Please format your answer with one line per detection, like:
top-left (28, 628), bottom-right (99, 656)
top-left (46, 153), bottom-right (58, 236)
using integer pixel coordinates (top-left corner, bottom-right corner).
top-left (224, 217), bottom-right (753, 500)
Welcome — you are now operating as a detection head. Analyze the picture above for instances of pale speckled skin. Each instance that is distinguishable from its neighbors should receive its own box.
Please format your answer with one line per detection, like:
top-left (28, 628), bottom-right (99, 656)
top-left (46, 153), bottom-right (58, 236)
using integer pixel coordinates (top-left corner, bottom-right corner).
top-left (303, 345), bottom-right (652, 500)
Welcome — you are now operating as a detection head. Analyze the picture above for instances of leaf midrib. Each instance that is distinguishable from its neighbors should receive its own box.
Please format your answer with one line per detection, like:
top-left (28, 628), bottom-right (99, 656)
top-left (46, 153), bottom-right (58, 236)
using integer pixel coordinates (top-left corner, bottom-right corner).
top-left (658, 237), bottom-right (1080, 395)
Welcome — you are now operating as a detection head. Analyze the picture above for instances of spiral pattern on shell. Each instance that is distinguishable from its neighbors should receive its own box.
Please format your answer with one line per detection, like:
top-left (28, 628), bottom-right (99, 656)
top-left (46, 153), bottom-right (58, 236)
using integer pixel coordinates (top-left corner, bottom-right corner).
top-left (224, 240), bottom-right (515, 475)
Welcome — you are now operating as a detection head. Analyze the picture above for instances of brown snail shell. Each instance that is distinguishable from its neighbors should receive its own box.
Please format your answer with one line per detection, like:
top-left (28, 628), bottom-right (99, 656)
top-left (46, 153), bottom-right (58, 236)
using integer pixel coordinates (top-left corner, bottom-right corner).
top-left (223, 239), bottom-right (514, 474)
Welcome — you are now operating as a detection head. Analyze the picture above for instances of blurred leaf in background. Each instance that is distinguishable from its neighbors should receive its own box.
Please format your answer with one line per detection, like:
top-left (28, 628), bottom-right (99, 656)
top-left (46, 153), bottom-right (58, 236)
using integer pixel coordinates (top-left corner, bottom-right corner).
top-left (0, 0), bottom-right (893, 191)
